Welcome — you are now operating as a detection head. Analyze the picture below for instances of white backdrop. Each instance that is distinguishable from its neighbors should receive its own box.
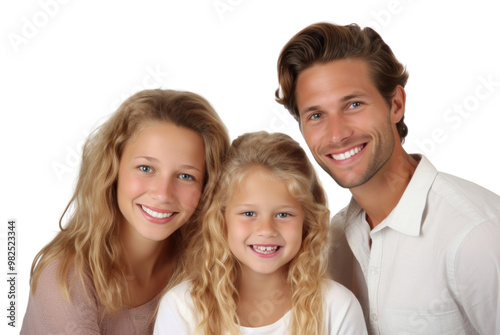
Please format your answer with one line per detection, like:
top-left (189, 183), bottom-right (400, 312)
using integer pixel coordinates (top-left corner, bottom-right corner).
top-left (1, 0), bottom-right (499, 333)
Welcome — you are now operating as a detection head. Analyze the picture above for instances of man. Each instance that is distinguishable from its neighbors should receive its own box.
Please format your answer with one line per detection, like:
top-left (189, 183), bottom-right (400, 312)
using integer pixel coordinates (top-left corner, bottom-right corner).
top-left (275, 22), bottom-right (500, 334)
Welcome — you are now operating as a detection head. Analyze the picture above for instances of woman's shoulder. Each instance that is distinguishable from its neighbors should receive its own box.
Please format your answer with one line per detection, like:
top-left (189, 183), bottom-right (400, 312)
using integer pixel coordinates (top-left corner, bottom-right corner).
top-left (35, 257), bottom-right (94, 294)
top-left (21, 259), bottom-right (101, 334)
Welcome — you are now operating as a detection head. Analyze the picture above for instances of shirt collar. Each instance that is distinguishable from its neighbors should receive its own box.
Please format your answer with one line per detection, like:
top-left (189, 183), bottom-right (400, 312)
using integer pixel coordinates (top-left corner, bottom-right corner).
top-left (345, 155), bottom-right (438, 236)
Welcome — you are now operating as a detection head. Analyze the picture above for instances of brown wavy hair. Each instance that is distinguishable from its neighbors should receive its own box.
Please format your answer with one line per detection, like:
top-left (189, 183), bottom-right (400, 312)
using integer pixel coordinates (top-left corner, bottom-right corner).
top-left (30, 89), bottom-right (230, 315)
top-left (185, 131), bottom-right (330, 334)
top-left (276, 22), bottom-right (409, 142)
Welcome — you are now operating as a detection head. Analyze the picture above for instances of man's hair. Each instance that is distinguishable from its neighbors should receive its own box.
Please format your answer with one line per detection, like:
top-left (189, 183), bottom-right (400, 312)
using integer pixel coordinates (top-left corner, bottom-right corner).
top-left (276, 22), bottom-right (409, 142)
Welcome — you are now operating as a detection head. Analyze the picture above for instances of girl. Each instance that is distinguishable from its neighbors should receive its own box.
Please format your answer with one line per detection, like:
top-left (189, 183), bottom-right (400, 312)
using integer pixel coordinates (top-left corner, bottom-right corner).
top-left (21, 89), bottom-right (230, 334)
top-left (154, 131), bottom-right (367, 334)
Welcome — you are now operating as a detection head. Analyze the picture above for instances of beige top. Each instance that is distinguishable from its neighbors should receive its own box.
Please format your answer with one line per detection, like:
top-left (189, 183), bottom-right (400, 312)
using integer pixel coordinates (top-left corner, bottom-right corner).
top-left (21, 260), bottom-right (160, 334)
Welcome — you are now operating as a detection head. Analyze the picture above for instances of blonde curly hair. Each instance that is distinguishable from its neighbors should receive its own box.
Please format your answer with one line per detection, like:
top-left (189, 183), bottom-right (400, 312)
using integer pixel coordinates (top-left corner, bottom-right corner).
top-left (30, 89), bottom-right (229, 315)
top-left (185, 131), bottom-right (330, 334)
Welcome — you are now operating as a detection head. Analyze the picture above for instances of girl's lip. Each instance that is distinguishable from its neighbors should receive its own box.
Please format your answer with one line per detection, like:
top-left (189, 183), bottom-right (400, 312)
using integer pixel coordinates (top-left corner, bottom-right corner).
top-left (248, 244), bottom-right (282, 258)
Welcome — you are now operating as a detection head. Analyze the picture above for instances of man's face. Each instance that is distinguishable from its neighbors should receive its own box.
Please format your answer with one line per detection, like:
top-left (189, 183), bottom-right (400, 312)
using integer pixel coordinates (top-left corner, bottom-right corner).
top-left (295, 59), bottom-right (401, 189)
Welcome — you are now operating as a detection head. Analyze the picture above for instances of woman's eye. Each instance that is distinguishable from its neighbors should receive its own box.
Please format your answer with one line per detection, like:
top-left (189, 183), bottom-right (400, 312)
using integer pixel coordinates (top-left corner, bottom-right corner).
top-left (242, 211), bottom-right (256, 217)
top-left (139, 165), bottom-right (153, 173)
top-left (179, 173), bottom-right (194, 181)
top-left (277, 213), bottom-right (290, 218)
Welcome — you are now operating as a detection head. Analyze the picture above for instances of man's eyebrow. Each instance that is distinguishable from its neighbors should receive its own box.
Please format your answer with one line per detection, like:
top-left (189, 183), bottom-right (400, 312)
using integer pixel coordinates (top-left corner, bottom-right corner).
top-left (340, 92), bottom-right (369, 102)
top-left (299, 105), bottom-right (321, 115)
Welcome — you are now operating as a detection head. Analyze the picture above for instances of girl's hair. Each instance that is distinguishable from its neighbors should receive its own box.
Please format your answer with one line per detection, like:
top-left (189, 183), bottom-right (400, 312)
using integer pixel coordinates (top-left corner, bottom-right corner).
top-left (186, 131), bottom-right (330, 334)
top-left (30, 89), bottom-right (230, 314)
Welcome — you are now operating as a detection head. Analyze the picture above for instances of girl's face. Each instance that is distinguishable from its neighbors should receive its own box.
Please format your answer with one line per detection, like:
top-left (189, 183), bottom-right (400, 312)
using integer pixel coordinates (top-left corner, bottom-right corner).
top-left (225, 167), bottom-right (304, 277)
top-left (117, 121), bottom-right (205, 243)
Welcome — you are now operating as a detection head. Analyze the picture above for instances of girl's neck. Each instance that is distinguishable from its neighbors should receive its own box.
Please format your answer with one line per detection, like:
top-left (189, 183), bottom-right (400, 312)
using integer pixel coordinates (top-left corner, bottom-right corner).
top-left (236, 266), bottom-right (292, 327)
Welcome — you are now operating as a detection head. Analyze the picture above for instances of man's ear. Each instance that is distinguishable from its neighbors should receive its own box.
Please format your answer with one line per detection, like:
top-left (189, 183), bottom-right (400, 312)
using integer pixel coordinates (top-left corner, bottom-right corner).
top-left (390, 85), bottom-right (406, 124)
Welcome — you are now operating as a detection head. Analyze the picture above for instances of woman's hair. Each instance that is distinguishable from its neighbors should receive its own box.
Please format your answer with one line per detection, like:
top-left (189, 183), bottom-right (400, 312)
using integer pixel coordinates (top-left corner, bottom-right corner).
top-left (276, 22), bottom-right (409, 142)
top-left (30, 89), bottom-right (230, 314)
top-left (186, 131), bottom-right (330, 334)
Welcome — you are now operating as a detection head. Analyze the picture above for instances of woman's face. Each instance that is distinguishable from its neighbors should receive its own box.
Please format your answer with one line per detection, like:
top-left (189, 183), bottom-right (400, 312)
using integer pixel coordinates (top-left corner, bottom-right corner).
top-left (117, 121), bottom-right (205, 243)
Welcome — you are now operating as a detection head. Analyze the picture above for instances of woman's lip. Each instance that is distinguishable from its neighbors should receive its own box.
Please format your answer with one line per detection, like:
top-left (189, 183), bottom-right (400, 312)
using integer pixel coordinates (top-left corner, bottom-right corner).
top-left (139, 204), bottom-right (174, 214)
top-left (138, 205), bottom-right (177, 224)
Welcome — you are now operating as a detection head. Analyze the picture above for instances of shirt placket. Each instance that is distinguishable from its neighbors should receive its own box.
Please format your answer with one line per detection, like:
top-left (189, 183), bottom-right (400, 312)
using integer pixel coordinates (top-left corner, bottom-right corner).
top-left (367, 230), bottom-right (382, 335)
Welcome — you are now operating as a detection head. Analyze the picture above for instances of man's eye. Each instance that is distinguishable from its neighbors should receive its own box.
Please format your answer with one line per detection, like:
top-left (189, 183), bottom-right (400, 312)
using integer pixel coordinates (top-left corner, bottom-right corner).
top-left (310, 112), bottom-right (322, 120)
top-left (139, 165), bottom-right (153, 173)
top-left (349, 102), bottom-right (362, 109)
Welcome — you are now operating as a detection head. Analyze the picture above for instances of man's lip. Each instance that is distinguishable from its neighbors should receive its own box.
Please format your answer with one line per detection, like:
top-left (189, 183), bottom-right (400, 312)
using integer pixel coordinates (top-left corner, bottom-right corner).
top-left (327, 143), bottom-right (365, 156)
top-left (326, 143), bottom-right (366, 161)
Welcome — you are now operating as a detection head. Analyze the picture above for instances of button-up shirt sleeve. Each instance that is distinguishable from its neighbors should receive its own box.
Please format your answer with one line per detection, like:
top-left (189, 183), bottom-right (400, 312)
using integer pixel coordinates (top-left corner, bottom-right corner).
top-left (451, 218), bottom-right (500, 334)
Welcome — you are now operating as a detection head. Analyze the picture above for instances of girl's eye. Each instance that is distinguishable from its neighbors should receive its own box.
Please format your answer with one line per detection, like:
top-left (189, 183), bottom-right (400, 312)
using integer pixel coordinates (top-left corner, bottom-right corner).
top-left (277, 213), bottom-right (291, 218)
top-left (242, 211), bottom-right (256, 217)
top-left (179, 173), bottom-right (194, 181)
top-left (139, 165), bottom-right (153, 173)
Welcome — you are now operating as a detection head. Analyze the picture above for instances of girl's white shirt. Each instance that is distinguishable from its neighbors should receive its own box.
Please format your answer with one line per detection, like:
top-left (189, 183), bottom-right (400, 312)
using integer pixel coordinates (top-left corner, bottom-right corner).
top-left (153, 279), bottom-right (368, 335)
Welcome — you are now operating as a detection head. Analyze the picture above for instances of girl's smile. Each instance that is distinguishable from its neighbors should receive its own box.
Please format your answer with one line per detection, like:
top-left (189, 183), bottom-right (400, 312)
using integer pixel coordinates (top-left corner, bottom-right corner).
top-left (225, 166), bottom-right (304, 276)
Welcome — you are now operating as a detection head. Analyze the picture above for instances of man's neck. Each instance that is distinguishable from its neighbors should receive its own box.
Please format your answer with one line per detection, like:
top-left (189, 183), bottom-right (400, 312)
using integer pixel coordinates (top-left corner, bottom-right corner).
top-left (351, 150), bottom-right (419, 229)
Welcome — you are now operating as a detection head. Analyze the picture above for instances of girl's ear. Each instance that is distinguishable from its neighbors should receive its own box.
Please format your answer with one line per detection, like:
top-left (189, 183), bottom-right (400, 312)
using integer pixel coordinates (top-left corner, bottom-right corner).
top-left (390, 85), bottom-right (406, 124)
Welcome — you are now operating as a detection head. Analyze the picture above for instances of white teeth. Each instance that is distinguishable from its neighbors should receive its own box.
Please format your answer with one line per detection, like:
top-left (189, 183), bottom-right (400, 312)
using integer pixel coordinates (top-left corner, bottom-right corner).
top-left (331, 145), bottom-right (363, 161)
top-left (251, 245), bottom-right (279, 254)
top-left (141, 205), bottom-right (173, 219)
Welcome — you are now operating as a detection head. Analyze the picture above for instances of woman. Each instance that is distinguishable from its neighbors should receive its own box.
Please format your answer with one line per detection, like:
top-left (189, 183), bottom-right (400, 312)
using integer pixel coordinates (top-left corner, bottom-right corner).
top-left (21, 89), bottom-right (230, 334)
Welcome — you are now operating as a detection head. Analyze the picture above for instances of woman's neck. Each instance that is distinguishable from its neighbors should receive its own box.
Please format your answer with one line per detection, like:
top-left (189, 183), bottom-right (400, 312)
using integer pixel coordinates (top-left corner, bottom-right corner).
top-left (119, 222), bottom-right (177, 307)
top-left (121, 228), bottom-right (173, 280)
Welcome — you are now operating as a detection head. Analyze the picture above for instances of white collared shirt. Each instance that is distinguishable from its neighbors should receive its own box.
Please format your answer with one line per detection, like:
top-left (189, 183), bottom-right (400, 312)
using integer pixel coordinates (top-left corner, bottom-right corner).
top-left (329, 155), bottom-right (500, 335)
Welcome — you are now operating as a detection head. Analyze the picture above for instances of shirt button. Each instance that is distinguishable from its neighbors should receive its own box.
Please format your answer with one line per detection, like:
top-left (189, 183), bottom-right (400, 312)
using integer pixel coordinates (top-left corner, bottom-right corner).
top-left (370, 268), bottom-right (379, 276)
top-left (371, 313), bottom-right (378, 321)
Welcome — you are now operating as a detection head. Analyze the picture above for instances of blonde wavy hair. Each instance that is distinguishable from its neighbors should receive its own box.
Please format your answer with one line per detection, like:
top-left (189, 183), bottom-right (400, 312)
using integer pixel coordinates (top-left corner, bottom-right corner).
top-left (30, 89), bottom-right (229, 315)
top-left (186, 131), bottom-right (330, 334)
